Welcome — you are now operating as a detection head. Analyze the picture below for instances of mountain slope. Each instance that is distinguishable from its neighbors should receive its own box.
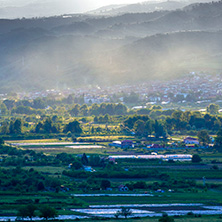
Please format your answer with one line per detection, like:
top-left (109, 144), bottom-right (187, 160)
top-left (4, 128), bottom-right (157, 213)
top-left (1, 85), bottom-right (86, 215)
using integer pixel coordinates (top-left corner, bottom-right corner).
top-left (0, 1), bottom-right (222, 92)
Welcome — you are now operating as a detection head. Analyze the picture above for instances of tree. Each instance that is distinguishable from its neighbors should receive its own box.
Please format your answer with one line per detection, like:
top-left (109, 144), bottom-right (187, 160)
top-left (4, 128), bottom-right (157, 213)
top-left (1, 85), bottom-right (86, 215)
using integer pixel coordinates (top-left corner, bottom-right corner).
top-left (81, 153), bottom-right (88, 165)
top-left (17, 206), bottom-right (29, 220)
top-left (35, 122), bottom-right (43, 133)
top-left (0, 137), bottom-right (4, 145)
top-left (69, 104), bottom-right (80, 116)
top-left (192, 154), bottom-right (202, 163)
top-left (26, 204), bottom-right (36, 220)
top-left (3, 99), bottom-right (15, 110)
top-left (207, 104), bottom-right (219, 115)
top-left (37, 181), bottom-right (45, 191)
top-left (214, 130), bottom-right (222, 152)
top-left (114, 210), bottom-right (121, 219)
top-left (134, 119), bottom-right (145, 135)
top-left (100, 180), bottom-right (111, 190)
top-left (0, 103), bottom-right (8, 115)
top-left (124, 92), bottom-right (139, 103)
top-left (144, 119), bottom-right (153, 136)
top-left (152, 105), bottom-right (162, 110)
top-left (63, 120), bottom-right (82, 134)
top-left (154, 120), bottom-right (166, 138)
top-left (33, 98), bottom-right (46, 109)
top-left (197, 130), bottom-right (210, 146)
top-left (89, 155), bottom-right (102, 167)
top-left (71, 159), bottom-right (83, 170)
top-left (66, 94), bottom-right (75, 104)
top-left (9, 119), bottom-right (22, 134)
top-left (159, 213), bottom-right (175, 222)
top-left (17, 204), bottom-right (36, 220)
top-left (120, 207), bottom-right (132, 218)
top-left (115, 103), bottom-right (127, 115)
top-left (43, 117), bottom-right (52, 133)
top-left (0, 122), bottom-right (9, 134)
top-left (14, 119), bottom-right (22, 134)
top-left (39, 205), bottom-right (57, 220)
top-left (80, 104), bottom-right (88, 116)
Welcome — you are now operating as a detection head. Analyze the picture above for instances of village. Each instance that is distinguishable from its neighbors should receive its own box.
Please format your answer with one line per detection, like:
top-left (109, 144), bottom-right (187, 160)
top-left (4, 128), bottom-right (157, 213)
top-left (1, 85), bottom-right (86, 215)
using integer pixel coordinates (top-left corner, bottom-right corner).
top-left (1, 72), bottom-right (222, 108)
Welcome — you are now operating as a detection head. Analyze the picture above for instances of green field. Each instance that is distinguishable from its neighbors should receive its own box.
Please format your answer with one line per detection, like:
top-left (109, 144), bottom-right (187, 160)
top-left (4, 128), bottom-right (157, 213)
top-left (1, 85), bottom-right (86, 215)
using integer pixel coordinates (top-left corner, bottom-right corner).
top-left (77, 191), bottom-right (222, 205)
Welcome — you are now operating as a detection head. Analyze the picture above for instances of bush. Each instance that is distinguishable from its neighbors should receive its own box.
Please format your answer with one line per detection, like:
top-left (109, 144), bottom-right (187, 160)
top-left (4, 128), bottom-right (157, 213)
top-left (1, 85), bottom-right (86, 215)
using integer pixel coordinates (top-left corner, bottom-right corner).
top-left (159, 213), bottom-right (175, 222)
top-left (192, 154), bottom-right (202, 163)
top-left (39, 205), bottom-right (57, 220)
top-left (212, 165), bottom-right (219, 170)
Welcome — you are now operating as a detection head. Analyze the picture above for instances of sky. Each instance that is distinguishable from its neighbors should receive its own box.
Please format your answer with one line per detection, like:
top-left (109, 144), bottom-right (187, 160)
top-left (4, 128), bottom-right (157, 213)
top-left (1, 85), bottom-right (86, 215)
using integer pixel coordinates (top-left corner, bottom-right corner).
top-left (0, 0), bottom-right (146, 18)
top-left (0, 0), bottom-right (143, 10)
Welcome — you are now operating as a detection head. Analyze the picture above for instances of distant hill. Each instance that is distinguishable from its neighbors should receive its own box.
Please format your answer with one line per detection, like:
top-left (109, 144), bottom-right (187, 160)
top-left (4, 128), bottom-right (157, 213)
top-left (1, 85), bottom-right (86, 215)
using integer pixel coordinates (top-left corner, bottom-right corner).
top-left (0, 0), bottom-right (93, 19)
top-left (88, 0), bottom-right (216, 15)
top-left (0, 0), bottom-right (222, 92)
top-left (88, 1), bottom-right (189, 15)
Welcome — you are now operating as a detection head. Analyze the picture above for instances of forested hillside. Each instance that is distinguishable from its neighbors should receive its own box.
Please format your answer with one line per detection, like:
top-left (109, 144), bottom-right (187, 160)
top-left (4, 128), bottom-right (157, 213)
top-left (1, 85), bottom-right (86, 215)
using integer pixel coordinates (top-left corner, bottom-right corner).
top-left (0, 1), bottom-right (222, 92)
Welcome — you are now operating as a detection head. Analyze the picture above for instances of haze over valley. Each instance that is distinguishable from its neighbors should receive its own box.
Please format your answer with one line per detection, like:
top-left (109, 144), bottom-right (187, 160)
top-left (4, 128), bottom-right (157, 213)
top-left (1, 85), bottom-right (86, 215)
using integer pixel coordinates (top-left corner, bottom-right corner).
top-left (0, 0), bottom-right (222, 92)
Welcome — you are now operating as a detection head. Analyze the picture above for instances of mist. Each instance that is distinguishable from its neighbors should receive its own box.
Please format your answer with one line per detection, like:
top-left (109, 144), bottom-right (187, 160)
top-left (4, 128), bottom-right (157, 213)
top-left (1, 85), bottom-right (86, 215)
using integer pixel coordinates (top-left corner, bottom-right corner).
top-left (0, 0), bottom-right (221, 92)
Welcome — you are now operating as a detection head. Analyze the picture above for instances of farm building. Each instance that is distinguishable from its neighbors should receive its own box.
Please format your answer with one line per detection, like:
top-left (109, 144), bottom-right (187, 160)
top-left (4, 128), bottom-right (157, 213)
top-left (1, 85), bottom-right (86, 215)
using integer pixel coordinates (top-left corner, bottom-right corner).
top-left (183, 137), bottom-right (199, 145)
top-left (109, 154), bottom-right (192, 161)
top-left (109, 140), bottom-right (134, 148)
top-left (118, 185), bottom-right (129, 191)
top-left (121, 140), bottom-right (134, 148)
top-left (109, 141), bottom-right (121, 147)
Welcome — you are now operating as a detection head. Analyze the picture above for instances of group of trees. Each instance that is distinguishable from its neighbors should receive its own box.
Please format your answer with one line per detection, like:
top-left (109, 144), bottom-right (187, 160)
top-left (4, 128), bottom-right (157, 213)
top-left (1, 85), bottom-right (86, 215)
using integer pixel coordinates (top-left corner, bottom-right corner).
top-left (18, 204), bottom-right (57, 220)
top-left (0, 167), bottom-right (61, 192)
top-left (124, 109), bottom-right (222, 139)
top-left (35, 117), bottom-right (60, 134)
top-left (69, 103), bottom-right (127, 117)
top-left (166, 110), bottom-right (222, 132)
top-left (1, 97), bottom-right (222, 148)
top-left (0, 116), bottom-right (83, 135)
top-left (0, 119), bottom-right (22, 134)
top-left (124, 115), bottom-right (167, 138)
top-left (1, 98), bottom-right (128, 117)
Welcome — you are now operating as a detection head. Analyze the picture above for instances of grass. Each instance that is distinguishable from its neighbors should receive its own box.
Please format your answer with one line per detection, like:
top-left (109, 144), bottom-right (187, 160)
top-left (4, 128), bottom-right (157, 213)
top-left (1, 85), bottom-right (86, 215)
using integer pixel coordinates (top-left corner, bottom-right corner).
top-left (6, 139), bottom-right (65, 144)
top-left (6, 135), bottom-right (133, 145)
top-left (77, 191), bottom-right (222, 205)
top-left (77, 135), bottom-right (133, 141)
top-left (0, 190), bottom-right (221, 218)
top-left (165, 169), bottom-right (222, 179)
top-left (17, 145), bottom-right (122, 155)
top-left (70, 216), bottom-right (222, 222)
top-left (22, 166), bottom-right (66, 175)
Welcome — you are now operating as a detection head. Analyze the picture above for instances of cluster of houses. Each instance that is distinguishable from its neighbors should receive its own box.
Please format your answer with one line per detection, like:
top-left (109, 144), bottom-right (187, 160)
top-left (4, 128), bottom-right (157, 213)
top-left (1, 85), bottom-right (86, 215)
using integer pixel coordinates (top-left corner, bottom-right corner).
top-left (109, 136), bottom-right (215, 151)
top-left (12, 72), bottom-right (222, 104)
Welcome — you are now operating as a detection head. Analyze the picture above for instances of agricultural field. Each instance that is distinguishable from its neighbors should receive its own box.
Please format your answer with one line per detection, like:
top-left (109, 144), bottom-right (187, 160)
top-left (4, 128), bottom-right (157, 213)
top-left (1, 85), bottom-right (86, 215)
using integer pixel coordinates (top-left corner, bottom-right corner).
top-left (0, 105), bottom-right (222, 221)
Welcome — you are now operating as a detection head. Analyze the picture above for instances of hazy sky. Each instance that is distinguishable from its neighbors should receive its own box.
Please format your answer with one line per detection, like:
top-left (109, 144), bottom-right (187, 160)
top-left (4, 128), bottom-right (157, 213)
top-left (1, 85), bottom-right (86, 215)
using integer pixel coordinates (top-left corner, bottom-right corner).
top-left (0, 0), bottom-right (146, 18)
top-left (0, 0), bottom-right (143, 10)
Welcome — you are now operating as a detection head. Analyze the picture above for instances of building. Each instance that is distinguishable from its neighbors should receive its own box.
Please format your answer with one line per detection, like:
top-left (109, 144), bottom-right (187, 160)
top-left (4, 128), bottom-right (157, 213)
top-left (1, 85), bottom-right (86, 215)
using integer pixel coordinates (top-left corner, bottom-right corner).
top-left (147, 144), bottom-right (164, 149)
top-left (121, 140), bottom-right (134, 148)
top-left (109, 140), bottom-right (134, 148)
top-left (118, 185), bottom-right (129, 192)
top-left (109, 141), bottom-right (121, 147)
top-left (183, 137), bottom-right (199, 145)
